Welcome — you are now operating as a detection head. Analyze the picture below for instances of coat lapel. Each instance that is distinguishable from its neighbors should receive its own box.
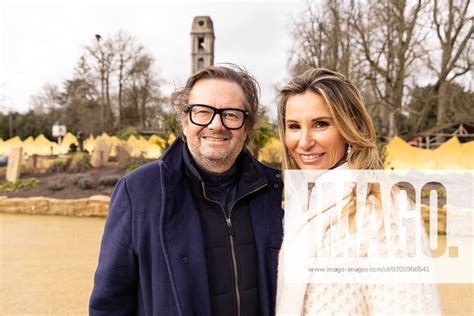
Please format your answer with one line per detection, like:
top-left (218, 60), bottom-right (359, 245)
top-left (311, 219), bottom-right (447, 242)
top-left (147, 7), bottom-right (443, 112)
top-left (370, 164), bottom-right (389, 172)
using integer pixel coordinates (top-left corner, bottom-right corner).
top-left (158, 138), bottom-right (211, 316)
top-left (160, 187), bottom-right (211, 316)
top-left (249, 183), bottom-right (282, 316)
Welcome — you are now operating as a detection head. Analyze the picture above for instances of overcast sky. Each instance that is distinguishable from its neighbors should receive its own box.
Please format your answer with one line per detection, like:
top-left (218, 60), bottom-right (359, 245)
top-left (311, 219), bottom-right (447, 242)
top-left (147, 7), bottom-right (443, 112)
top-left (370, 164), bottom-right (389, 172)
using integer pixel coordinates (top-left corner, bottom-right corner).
top-left (0, 0), bottom-right (303, 120)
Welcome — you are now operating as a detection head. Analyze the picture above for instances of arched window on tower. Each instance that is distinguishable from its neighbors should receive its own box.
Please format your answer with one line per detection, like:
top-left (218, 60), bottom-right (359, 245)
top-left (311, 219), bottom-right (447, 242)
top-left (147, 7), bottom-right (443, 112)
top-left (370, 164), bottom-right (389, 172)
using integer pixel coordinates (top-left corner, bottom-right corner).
top-left (198, 57), bottom-right (204, 69)
top-left (198, 36), bottom-right (205, 50)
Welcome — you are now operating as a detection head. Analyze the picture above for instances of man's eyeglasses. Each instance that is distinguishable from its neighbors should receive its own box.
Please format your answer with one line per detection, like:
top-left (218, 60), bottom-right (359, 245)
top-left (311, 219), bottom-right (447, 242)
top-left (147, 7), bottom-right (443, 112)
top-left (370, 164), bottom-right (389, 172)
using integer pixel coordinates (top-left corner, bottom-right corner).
top-left (185, 104), bottom-right (249, 130)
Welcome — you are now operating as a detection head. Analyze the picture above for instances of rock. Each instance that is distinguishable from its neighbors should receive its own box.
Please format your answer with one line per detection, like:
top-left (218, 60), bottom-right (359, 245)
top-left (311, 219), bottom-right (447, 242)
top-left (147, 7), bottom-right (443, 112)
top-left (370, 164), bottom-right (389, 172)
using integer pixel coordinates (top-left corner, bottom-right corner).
top-left (6, 147), bottom-right (22, 183)
top-left (0, 196), bottom-right (110, 217)
top-left (90, 139), bottom-right (111, 167)
top-left (115, 144), bottom-right (131, 168)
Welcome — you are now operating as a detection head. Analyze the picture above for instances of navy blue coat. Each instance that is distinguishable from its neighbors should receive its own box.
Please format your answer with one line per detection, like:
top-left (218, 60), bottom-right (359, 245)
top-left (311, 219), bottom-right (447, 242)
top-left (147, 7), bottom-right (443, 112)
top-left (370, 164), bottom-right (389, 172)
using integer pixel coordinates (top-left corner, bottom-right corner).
top-left (89, 138), bottom-right (283, 315)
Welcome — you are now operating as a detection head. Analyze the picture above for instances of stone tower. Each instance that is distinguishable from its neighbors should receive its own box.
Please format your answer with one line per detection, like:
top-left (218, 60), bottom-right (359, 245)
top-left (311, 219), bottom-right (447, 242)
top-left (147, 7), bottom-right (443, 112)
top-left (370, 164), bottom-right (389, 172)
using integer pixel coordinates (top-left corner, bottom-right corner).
top-left (191, 16), bottom-right (215, 74)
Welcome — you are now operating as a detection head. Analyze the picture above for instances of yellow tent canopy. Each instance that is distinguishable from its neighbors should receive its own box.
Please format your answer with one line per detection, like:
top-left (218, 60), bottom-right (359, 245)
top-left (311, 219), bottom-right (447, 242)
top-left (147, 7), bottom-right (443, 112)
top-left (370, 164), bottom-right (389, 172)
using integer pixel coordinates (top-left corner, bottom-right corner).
top-left (461, 140), bottom-right (474, 155)
top-left (84, 135), bottom-right (96, 153)
top-left (3, 136), bottom-right (22, 146)
top-left (35, 134), bottom-right (52, 144)
top-left (33, 134), bottom-right (56, 156)
top-left (109, 136), bottom-right (125, 157)
top-left (385, 136), bottom-right (436, 169)
top-left (127, 135), bottom-right (143, 157)
top-left (434, 137), bottom-right (473, 169)
top-left (55, 132), bottom-right (79, 154)
top-left (0, 136), bottom-right (23, 155)
top-left (22, 136), bottom-right (35, 156)
top-left (144, 144), bottom-right (162, 159)
top-left (148, 135), bottom-right (166, 150)
top-left (167, 133), bottom-right (176, 145)
top-left (385, 136), bottom-right (472, 169)
top-left (99, 132), bottom-right (111, 139)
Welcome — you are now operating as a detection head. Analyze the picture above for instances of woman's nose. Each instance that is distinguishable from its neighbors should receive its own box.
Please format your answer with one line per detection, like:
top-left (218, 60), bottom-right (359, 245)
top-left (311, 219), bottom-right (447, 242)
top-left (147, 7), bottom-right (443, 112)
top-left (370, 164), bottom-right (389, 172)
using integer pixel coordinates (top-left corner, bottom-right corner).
top-left (298, 129), bottom-right (315, 150)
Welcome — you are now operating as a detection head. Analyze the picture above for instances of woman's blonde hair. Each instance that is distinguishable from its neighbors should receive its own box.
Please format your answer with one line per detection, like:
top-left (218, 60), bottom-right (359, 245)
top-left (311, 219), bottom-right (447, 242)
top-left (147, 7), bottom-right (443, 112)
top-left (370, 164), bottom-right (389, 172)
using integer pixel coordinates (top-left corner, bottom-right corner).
top-left (277, 68), bottom-right (383, 170)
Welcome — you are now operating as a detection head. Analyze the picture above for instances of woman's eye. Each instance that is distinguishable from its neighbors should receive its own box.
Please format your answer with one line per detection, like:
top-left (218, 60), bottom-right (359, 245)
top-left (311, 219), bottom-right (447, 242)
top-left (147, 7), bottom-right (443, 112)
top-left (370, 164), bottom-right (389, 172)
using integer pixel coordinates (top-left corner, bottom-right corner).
top-left (287, 123), bottom-right (300, 130)
top-left (314, 121), bottom-right (329, 128)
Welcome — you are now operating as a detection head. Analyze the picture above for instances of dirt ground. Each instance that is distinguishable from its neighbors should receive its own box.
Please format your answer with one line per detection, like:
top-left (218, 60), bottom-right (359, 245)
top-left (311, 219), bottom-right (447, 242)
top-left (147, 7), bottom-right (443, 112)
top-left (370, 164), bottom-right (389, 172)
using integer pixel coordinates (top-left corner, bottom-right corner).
top-left (2, 165), bottom-right (127, 199)
top-left (1, 213), bottom-right (473, 315)
top-left (1, 166), bottom-right (446, 203)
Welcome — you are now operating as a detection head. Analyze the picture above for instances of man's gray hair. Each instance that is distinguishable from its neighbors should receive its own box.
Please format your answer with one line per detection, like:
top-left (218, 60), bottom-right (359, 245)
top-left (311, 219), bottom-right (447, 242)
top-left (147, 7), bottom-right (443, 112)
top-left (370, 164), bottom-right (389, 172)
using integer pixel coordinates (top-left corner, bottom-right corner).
top-left (171, 63), bottom-right (261, 133)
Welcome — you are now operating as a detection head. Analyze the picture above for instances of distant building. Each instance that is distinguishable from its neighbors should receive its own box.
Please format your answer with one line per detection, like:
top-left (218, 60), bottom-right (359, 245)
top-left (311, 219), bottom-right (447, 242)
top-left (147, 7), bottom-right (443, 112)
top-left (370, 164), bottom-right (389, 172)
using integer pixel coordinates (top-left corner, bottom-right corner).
top-left (191, 16), bottom-right (215, 74)
top-left (409, 122), bottom-right (474, 149)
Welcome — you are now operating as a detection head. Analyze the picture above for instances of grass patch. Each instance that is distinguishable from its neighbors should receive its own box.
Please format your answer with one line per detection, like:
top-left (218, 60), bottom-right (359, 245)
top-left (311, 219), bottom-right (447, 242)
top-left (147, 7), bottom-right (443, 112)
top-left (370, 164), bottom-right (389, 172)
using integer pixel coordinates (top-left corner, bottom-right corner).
top-left (0, 178), bottom-right (40, 193)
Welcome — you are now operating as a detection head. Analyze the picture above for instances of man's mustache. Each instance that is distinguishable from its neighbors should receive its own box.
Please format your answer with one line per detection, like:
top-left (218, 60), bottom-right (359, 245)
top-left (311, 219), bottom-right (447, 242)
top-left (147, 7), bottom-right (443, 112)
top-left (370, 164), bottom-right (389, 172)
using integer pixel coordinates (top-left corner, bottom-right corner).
top-left (200, 131), bottom-right (232, 139)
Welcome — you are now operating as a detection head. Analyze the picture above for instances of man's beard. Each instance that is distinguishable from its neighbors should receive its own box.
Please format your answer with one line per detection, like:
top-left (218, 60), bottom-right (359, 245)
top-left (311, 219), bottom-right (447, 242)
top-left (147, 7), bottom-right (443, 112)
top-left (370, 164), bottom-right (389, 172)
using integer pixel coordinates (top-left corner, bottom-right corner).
top-left (194, 130), bottom-right (244, 172)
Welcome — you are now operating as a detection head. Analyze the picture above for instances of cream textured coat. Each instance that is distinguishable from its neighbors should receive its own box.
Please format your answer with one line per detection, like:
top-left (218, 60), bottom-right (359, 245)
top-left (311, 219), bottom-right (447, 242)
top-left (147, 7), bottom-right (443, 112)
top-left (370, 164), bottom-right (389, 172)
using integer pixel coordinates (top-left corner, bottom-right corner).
top-left (276, 164), bottom-right (441, 315)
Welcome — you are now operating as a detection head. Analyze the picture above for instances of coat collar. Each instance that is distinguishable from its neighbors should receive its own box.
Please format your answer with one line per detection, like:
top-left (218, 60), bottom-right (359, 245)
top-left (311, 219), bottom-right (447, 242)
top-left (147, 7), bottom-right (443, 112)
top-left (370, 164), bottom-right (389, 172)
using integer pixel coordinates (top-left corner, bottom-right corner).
top-left (164, 135), bottom-right (268, 199)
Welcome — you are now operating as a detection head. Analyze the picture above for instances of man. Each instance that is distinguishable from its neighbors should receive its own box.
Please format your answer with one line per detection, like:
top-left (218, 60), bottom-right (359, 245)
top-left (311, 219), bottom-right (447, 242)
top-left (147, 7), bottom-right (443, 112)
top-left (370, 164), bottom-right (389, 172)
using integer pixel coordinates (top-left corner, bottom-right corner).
top-left (89, 65), bottom-right (283, 315)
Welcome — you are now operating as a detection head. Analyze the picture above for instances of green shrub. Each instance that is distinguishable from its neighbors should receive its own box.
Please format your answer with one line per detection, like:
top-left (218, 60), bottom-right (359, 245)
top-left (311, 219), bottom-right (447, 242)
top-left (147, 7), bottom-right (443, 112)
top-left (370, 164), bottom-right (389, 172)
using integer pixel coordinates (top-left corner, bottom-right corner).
top-left (73, 173), bottom-right (88, 184)
top-left (47, 180), bottom-right (66, 191)
top-left (76, 176), bottom-right (96, 190)
top-left (68, 143), bottom-right (78, 154)
top-left (117, 126), bottom-right (140, 141)
top-left (47, 158), bottom-right (70, 173)
top-left (126, 163), bottom-right (143, 172)
top-left (126, 157), bottom-right (148, 172)
top-left (0, 178), bottom-right (39, 193)
top-left (69, 152), bottom-right (92, 172)
top-left (99, 175), bottom-right (121, 186)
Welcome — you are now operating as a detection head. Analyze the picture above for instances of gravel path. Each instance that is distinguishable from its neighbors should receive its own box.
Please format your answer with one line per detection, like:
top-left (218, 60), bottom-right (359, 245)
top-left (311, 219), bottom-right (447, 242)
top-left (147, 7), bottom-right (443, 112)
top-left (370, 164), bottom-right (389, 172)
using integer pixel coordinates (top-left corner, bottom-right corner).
top-left (1, 213), bottom-right (104, 315)
top-left (0, 213), bottom-right (472, 315)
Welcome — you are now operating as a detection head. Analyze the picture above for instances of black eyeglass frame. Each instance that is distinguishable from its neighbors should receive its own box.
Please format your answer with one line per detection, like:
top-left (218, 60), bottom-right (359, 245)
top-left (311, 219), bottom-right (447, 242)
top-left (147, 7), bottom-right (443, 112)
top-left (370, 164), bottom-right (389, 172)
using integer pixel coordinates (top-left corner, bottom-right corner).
top-left (184, 104), bottom-right (249, 130)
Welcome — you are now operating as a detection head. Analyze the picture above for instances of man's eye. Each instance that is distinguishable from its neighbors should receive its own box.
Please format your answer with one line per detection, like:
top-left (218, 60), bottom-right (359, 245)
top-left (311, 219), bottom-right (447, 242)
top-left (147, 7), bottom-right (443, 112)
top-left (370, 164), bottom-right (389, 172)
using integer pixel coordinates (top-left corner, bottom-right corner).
top-left (194, 110), bottom-right (212, 116)
top-left (224, 112), bottom-right (240, 120)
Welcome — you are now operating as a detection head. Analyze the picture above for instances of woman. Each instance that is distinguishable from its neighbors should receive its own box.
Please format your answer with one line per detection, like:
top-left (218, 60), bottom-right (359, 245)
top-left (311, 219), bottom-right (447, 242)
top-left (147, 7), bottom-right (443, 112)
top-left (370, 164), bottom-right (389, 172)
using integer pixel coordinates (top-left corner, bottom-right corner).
top-left (275, 68), bottom-right (440, 315)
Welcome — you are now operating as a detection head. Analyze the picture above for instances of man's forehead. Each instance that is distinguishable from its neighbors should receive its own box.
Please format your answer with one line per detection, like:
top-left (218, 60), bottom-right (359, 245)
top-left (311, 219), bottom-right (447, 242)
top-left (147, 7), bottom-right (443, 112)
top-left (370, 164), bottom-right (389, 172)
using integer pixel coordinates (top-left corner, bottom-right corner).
top-left (189, 78), bottom-right (246, 108)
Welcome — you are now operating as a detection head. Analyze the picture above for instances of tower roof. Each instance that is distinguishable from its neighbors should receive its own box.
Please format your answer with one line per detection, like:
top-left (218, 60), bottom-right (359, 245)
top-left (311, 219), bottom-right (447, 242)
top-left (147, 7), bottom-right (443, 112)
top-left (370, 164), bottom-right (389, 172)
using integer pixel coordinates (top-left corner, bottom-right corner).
top-left (191, 16), bottom-right (214, 34)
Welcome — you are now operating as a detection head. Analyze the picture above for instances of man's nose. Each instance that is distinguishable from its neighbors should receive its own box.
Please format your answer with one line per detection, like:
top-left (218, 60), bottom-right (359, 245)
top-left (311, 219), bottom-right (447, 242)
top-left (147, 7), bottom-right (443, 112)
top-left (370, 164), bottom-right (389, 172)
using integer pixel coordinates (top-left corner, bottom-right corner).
top-left (207, 113), bottom-right (226, 130)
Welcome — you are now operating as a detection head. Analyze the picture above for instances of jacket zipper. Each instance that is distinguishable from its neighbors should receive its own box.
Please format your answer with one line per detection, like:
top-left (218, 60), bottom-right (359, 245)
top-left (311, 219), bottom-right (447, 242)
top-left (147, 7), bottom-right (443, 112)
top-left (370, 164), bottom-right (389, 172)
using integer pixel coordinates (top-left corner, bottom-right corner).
top-left (201, 181), bottom-right (267, 316)
top-left (226, 217), bottom-right (240, 316)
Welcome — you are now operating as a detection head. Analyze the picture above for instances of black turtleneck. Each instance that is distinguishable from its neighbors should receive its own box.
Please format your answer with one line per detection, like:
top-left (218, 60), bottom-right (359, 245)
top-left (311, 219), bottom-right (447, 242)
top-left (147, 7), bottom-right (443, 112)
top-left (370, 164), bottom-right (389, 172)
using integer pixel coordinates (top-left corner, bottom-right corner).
top-left (183, 145), bottom-right (238, 217)
top-left (182, 142), bottom-right (264, 316)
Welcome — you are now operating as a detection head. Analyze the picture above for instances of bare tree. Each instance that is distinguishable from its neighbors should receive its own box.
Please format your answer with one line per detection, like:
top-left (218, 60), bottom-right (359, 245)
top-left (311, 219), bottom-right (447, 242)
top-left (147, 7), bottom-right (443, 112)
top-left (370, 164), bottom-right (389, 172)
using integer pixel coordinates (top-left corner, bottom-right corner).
top-left (30, 84), bottom-right (62, 114)
top-left (60, 78), bottom-right (102, 135)
top-left (126, 53), bottom-right (160, 129)
top-left (430, 0), bottom-right (473, 125)
top-left (22, 31), bottom-right (164, 137)
top-left (351, 0), bottom-right (427, 138)
top-left (289, 0), bottom-right (363, 84)
top-left (27, 84), bottom-right (63, 137)
top-left (114, 30), bottom-right (143, 127)
top-left (86, 35), bottom-right (116, 130)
